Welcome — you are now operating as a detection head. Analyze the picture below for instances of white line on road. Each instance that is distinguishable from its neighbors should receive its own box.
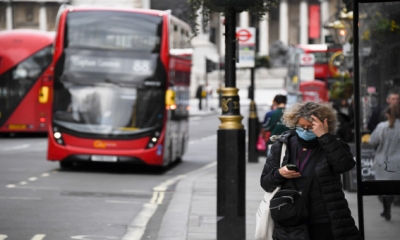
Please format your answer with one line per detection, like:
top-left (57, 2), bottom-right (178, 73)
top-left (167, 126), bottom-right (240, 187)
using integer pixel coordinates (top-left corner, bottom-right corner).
top-left (20, 181), bottom-right (27, 185)
top-left (41, 173), bottom-right (50, 177)
top-left (0, 235), bottom-right (6, 240)
top-left (106, 200), bottom-right (142, 205)
top-left (0, 196), bottom-right (41, 200)
top-left (189, 134), bottom-right (217, 145)
top-left (31, 234), bottom-right (46, 240)
top-left (121, 161), bottom-right (216, 240)
top-left (2, 144), bottom-right (30, 151)
top-left (190, 116), bottom-right (201, 121)
top-left (6, 185), bottom-right (16, 188)
top-left (121, 203), bottom-right (158, 240)
top-left (28, 177), bottom-right (38, 181)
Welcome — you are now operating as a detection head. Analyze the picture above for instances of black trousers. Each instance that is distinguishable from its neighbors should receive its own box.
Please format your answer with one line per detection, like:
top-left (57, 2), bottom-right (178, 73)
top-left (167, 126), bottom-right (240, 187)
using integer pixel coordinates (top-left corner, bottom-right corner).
top-left (198, 98), bottom-right (202, 110)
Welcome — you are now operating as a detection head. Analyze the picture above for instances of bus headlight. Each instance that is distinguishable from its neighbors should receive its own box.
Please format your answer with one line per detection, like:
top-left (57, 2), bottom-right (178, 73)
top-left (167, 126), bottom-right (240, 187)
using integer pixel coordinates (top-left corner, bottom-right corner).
top-left (53, 130), bottom-right (65, 145)
top-left (146, 131), bottom-right (160, 149)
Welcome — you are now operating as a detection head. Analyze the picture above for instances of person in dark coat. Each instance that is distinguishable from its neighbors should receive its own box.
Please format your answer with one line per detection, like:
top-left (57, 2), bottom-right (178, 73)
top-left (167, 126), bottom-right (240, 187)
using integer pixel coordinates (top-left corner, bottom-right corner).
top-left (260, 102), bottom-right (361, 240)
top-left (195, 84), bottom-right (204, 110)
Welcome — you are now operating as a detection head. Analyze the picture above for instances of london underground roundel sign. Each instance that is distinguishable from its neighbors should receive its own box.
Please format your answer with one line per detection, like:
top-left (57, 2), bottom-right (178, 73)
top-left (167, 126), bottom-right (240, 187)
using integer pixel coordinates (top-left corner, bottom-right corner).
top-left (300, 53), bottom-right (315, 66)
top-left (236, 28), bottom-right (255, 45)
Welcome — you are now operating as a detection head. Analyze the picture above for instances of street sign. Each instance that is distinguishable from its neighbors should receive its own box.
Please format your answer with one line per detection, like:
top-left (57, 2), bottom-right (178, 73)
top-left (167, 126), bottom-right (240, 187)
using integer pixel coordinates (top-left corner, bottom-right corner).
top-left (236, 29), bottom-right (255, 44)
top-left (299, 53), bottom-right (315, 66)
top-left (299, 66), bottom-right (314, 81)
top-left (236, 27), bottom-right (255, 68)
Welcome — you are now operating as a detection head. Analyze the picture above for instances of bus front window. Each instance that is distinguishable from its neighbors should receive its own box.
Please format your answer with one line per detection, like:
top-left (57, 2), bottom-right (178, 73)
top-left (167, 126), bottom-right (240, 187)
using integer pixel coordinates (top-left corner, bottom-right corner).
top-left (52, 11), bottom-right (165, 136)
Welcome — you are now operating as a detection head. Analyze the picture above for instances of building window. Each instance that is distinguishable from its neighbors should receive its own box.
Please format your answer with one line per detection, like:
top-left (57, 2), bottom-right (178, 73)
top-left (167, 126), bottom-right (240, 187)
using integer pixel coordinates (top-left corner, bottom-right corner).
top-left (13, 3), bottom-right (39, 29)
top-left (46, 3), bottom-right (61, 31)
top-left (0, 4), bottom-right (6, 30)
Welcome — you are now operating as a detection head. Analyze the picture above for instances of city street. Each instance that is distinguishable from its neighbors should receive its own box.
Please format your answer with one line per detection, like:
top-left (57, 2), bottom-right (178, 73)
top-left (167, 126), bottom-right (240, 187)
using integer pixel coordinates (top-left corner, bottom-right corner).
top-left (0, 112), bottom-right (219, 240)
top-left (0, 68), bottom-right (400, 240)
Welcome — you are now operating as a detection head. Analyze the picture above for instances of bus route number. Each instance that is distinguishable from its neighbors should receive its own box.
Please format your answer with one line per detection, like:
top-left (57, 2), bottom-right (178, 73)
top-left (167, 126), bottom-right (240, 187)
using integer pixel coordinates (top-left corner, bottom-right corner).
top-left (132, 60), bottom-right (152, 75)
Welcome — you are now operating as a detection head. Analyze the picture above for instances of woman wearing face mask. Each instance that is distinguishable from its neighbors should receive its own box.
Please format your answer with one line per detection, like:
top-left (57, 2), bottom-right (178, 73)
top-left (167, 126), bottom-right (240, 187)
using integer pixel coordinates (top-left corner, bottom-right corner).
top-left (260, 102), bottom-right (361, 240)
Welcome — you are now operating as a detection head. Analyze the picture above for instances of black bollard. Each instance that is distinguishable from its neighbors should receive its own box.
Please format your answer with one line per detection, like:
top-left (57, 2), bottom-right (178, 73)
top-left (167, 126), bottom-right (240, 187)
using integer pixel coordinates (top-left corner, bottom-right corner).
top-left (248, 100), bottom-right (259, 162)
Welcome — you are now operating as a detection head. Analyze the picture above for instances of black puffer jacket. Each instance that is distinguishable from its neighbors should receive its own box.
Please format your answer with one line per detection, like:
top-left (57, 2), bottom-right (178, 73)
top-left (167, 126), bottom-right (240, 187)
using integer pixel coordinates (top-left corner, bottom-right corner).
top-left (260, 130), bottom-right (361, 240)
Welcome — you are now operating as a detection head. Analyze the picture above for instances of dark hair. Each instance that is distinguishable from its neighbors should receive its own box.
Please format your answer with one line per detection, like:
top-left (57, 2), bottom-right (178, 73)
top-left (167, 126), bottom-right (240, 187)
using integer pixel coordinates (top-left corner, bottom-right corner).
top-left (273, 94), bottom-right (287, 105)
top-left (387, 91), bottom-right (400, 99)
top-left (387, 103), bottom-right (400, 128)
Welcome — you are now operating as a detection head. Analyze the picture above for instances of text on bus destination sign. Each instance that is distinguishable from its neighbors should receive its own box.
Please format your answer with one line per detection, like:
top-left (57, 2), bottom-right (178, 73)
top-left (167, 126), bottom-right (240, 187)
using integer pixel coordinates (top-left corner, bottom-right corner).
top-left (69, 56), bottom-right (153, 75)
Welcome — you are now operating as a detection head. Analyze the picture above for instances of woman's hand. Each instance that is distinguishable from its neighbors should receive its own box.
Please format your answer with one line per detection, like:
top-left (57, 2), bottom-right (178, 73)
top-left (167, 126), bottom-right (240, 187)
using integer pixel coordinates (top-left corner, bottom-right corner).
top-left (278, 166), bottom-right (301, 178)
top-left (311, 115), bottom-right (329, 137)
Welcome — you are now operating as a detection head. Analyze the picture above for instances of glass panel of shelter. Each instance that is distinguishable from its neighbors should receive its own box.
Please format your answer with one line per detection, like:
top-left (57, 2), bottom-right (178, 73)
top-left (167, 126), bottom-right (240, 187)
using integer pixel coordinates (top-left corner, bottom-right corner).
top-left (357, 1), bottom-right (400, 239)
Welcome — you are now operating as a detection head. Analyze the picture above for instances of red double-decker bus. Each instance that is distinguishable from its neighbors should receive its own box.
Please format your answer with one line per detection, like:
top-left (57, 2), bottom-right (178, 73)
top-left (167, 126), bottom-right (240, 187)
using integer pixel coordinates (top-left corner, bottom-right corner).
top-left (286, 44), bottom-right (342, 91)
top-left (0, 29), bottom-right (54, 134)
top-left (47, 5), bottom-right (192, 168)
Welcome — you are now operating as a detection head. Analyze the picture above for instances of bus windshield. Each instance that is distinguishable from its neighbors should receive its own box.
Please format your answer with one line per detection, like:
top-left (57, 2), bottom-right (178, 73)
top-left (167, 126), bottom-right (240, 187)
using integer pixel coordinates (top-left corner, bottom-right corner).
top-left (53, 11), bottom-right (165, 136)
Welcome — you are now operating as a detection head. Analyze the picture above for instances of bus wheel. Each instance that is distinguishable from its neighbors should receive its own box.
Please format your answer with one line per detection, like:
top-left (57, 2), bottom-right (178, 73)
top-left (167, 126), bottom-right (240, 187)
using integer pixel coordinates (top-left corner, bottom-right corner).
top-left (59, 161), bottom-right (73, 169)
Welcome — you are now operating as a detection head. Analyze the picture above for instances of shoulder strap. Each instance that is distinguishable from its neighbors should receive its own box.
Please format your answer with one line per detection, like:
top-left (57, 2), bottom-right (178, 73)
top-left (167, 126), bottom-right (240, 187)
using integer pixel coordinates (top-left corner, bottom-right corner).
top-left (280, 143), bottom-right (286, 167)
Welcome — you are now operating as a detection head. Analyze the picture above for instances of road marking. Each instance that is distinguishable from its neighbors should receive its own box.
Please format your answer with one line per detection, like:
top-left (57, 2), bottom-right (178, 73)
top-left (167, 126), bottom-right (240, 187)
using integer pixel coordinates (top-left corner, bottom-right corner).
top-left (189, 134), bottom-right (217, 145)
top-left (5, 172), bottom-right (55, 188)
top-left (150, 192), bottom-right (165, 204)
top-left (190, 116), bottom-right (201, 121)
top-left (121, 161), bottom-right (216, 240)
top-left (15, 186), bottom-right (59, 190)
top-left (0, 196), bottom-right (41, 200)
top-left (106, 200), bottom-right (142, 205)
top-left (121, 203), bottom-right (158, 240)
top-left (71, 235), bottom-right (117, 239)
top-left (0, 235), bottom-right (6, 240)
top-left (31, 234), bottom-right (46, 240)
top-left (2, 144), bottom-right (30, 151)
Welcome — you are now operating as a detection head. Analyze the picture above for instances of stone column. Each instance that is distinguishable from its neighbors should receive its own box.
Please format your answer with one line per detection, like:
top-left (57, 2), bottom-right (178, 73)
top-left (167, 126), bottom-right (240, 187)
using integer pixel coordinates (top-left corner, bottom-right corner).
top-left (6, 2), bottom-right (12, 30)
top-left (239, 11), bottom-right (249, 28)
top-left (279, 0), bottom-right (288, 45)
top-left (219, 13), bottom-right (225, 57)
top-left (300, 0), bottom-right (308, 44)
top-left (259, 14), bottom-right (269, 56)
top-left (320, 0), bottom-right (329, 43)
top-left (141, 0), bottom-right (150, 9)
top-left (39, 3), bottom-right (47, 31)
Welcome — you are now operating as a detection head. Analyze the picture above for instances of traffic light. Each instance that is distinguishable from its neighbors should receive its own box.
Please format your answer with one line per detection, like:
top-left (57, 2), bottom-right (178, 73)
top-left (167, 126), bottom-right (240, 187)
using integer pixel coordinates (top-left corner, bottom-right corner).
top-left (206, 58), bottom-right (216, 73)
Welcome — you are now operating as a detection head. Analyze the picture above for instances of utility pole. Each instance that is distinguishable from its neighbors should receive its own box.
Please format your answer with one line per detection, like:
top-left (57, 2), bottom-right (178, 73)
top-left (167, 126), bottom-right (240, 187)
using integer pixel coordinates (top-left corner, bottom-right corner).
top-left (217, 7), bottom-right (246, 240)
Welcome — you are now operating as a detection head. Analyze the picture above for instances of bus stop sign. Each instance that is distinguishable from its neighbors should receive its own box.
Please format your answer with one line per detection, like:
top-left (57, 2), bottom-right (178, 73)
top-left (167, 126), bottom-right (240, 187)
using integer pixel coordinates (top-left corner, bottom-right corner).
top-left (300, 53), bottom-right (315, 66)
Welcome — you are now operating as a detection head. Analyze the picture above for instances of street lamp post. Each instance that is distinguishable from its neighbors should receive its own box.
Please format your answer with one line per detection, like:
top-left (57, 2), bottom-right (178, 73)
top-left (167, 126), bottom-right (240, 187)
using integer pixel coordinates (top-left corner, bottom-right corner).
top-left (217, 7), bottom-right (246, 240)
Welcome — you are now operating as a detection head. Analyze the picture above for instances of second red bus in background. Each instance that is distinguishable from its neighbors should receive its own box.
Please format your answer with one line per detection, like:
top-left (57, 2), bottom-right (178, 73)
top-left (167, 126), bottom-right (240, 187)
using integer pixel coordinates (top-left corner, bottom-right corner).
top-left (0, 29), bottom-right (54, 134)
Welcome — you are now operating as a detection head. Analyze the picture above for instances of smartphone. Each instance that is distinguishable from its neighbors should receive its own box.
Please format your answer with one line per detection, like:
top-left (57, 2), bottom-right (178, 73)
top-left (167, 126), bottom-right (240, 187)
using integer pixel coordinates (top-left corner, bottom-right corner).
top-left (286, 164), bottom-right (299, 172)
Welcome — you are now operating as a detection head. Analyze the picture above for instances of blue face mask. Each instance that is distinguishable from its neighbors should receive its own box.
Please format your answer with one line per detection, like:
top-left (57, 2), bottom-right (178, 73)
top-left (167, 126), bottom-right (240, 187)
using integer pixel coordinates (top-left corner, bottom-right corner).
top-left (296, 129), bottom-right (317, 141)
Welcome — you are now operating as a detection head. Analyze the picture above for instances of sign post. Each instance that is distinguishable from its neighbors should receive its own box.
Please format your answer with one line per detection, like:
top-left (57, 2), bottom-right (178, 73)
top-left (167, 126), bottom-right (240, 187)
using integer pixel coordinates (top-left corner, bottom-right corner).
top-left (236, 27), bottom-right (256, 68)
top-left (235, 27), bottom-right (258, 163)
top-left (299, 53), bottom-right (315, 81)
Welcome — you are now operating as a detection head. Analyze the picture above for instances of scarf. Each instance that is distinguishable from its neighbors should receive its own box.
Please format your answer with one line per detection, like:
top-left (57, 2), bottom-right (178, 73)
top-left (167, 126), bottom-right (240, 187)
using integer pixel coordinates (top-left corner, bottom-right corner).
top-left (295, 131), bottom-right (320, 149)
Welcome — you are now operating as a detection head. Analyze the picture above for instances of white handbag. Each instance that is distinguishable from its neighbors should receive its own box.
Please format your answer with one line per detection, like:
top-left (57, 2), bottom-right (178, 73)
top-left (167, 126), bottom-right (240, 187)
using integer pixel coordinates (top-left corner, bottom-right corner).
top-left (255, 143), bottom-right (286, 240)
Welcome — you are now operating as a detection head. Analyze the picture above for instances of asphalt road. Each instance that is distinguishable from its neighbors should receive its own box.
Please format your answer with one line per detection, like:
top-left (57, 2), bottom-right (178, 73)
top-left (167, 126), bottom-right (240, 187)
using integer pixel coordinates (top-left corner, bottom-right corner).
top-left (0, 112), bottom-right (222, 240)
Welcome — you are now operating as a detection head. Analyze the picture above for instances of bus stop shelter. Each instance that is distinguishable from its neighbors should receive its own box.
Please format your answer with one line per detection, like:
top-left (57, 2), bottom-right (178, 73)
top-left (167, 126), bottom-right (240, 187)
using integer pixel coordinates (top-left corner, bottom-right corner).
top-left (354, 1), bottom-right (400, 239)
